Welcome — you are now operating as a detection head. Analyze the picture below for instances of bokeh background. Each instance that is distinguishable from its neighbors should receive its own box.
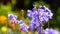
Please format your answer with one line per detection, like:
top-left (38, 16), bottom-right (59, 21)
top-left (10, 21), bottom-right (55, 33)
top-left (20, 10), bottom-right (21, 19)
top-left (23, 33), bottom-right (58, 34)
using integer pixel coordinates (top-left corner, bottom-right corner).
top-left (0, 0), bottom-right (60, 34)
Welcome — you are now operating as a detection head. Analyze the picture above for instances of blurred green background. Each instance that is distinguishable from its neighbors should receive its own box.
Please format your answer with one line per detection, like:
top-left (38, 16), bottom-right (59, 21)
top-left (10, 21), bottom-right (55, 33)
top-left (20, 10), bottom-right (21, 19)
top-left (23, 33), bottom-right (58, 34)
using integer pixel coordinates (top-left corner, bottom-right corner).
top-left (0, 0), bottom-right (60, 34)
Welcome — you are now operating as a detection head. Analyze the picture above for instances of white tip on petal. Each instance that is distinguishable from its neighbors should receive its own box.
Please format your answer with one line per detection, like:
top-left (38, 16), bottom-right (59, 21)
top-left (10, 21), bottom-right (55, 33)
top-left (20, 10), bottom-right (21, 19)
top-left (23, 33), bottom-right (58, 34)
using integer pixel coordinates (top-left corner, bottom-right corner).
top-left (27, 10), bottom-right (32, 12)
top-left (8, 14), bottom-right (13, 17)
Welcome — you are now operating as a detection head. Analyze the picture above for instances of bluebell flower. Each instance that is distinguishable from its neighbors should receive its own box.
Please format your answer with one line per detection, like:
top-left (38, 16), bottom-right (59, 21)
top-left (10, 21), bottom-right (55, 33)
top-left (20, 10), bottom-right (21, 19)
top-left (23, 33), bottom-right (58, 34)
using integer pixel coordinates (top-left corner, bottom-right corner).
top-left (39, 6), bottom-right (53, 22)
top-left (27, 5), bottom-right (53, 31)
top-left (19, 23), bottom-right (29, 32)
top-left (43, 28), bottom-right (60, 34)
top-left (8, 14), bottom-right (17, 20)
top-left (29, 17), bottom-right (40, 31)
top-left (36, 28), bottom-right (60, 34)
top-left (29, 23), bottom-right (35, 31)
top-left (8, 14), bottom-right (18, 24)
top-left (36, 28), bottom-right (40, 34)
top-left (18, 20), bottom-right (23, 24)
top-left (27, 5), bottom-right (53, 22)
top-left (8, 14), bottom-right (14, 20)
top-left (39, 6), bottom-right (53, 20)
top-left (18, 20), bottom-right (29, 32)
top-left (27, 10), bottom-right (33, 17)
top-left (8, 14), bottom-right (29, 32)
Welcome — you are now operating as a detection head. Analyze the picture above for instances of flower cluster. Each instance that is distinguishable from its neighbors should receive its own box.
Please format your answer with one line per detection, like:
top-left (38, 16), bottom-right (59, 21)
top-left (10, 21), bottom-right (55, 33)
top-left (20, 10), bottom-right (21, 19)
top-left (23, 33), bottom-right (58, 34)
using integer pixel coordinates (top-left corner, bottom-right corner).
top-left (8, 5), bottom-right (55, 34)
top-left (27, 5), bottom-right (53, 23)
top-left (18, 20), bottom-right (29, 32)
top-left (39, 6), bottom-right (53, 22)
top-left (8, 14), bottom-right (29, 32)
top-left (8, 14), bottom-right (17, 24)
top-left (43, 28), bottom-right (60, 34)
top-left (8, 14), bottom-right (17, 20)
top-left (36, 28), bottom-right (60, 34)
top-left (27, 5), bottom-right (53, 31)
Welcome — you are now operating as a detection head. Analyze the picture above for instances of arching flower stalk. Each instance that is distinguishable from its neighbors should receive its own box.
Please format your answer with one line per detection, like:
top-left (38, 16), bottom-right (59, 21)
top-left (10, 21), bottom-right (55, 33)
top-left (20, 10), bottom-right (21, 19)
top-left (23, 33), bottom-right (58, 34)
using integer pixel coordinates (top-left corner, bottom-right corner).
top-left (8, 5), bottom-right (53, 34)
top-left (18, 20), bottom-right (29, 32)
top-left (8, 14), bottom-right (29, 33)
top-left (8, 14), bottom-right (18, 24)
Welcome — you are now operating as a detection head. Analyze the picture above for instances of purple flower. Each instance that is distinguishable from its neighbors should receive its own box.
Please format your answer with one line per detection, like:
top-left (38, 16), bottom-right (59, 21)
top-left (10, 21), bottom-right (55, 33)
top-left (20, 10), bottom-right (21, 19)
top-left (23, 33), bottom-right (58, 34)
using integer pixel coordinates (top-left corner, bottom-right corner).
top-left (8, 14), bottom-right (18, 24)
top-left (28, 5), bottom-right (53, 31)
top-left (18, 20), bottom-right (29, 32)
top-left (36, 28), bottom-right (40, 34)
top-left (19, 23), bottom-right (29, 32)
top-left (8, 14), bottom-right (29, 32)
top-left (36, 28), bottom-right (60, 34)
top-left (27, 5), bottom-right (53, 23)
top-left (18, 20), bottom-right (23, 24)
top-left (8, 14), bottom-right (14, 20)
top-left (43, 28), bottom-right (59, 34)
top-left (8, 5), bottom-right (54, 33)
top-left (39, 6), bottom-right (53, 22)
top-left (29, 23), bottom-right (35, 31)
top-left (40, 6), bottom-right (53, 19)
top-left (29, 17), bottom-right (40, 31)
top-left (8, 14), bottom-right (17, 20)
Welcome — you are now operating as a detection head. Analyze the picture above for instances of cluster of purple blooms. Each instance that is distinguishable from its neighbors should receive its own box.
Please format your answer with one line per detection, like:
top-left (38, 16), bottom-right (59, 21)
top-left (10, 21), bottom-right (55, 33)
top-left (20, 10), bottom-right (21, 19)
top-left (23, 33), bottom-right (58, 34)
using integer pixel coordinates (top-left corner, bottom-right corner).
top-left (36, 28), bottom-right (60, 34)
top-left (43, 28), bottom-right (60, 34)
top-left (27, 5), bottom-right (53, 22)
top-left (8, 14), bottom-right (18, 24)
top-left (18, 20), bottom-right (29, 32)
top-left (8, 5), bottom-right (60, 34)
top-left (8, 14), bottom-right (29, 32)
top-left (27, 5), bottom-right (53, 31)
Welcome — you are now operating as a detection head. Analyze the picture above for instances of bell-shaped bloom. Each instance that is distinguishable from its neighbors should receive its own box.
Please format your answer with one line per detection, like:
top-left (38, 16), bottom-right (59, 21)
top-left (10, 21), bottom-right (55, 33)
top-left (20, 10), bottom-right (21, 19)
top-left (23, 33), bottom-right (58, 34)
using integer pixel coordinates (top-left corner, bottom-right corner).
top-left (8, 14), bottom-right (18, 24)
top-left (28, 5), bottom-right (53, 31)
top-left (8, 14), bottom-right (17, 20)
top-left (27, 5), bottom-right (53, 22)
top-left (20, 23), bottom-right (29, 32)
top-left (18, 20), bottom-right (29, 32)
top-left (43, 28), bottom-right (60, 34)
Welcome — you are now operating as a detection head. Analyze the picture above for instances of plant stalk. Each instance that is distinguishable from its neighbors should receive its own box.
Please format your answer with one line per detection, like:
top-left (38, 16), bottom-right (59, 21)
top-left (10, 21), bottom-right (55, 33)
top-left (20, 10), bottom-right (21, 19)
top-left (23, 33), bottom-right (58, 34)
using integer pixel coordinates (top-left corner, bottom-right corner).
top-left (39, 21), bottom-right (43, 34)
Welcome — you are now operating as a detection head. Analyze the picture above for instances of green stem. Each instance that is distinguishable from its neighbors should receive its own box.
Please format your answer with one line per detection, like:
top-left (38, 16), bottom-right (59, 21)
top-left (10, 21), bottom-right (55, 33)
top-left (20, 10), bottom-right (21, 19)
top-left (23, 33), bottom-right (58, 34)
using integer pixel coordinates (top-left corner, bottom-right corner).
top-left (48, 21), bottom-right (49, 28)
top-left (40, 26), bottom-right (43, 34)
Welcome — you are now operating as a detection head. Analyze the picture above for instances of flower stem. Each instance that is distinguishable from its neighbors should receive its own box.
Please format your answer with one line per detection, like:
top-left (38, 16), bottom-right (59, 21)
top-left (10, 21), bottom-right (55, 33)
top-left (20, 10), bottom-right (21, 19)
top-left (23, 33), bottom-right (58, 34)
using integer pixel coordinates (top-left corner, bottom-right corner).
top-left (21, 31), bottom-right (26, 34)
top-left (40, 26), bottom-right (43, 34)
top-left (28, 31), bottom-right (31, 34)
top-left (48, 21), bottom-right (49, 28)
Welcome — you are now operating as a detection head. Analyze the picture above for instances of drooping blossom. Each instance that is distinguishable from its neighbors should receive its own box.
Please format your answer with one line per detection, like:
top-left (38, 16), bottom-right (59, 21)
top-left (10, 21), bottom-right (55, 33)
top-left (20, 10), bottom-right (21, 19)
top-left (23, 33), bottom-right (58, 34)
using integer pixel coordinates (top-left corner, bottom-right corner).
top-left (8, 14), bottom-right (18, 24)
top-left (43, 28), bottom-right (60, 34)
top-left (8, 14), bottom-right (17, 20)
top-left (18, 20), bottom-right (29, 32)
